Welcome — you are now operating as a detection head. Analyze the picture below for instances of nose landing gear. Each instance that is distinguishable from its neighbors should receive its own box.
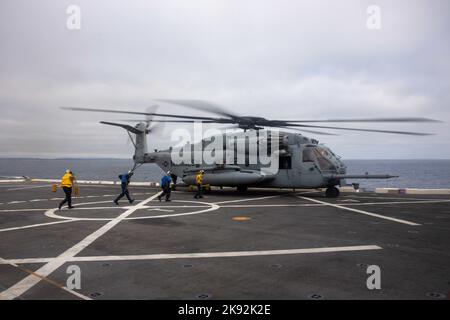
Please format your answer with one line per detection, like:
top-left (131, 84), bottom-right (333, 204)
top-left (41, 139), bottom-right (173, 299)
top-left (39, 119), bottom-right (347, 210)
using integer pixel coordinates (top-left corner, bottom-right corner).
top-left (325, 186), bottom-right (340, 198)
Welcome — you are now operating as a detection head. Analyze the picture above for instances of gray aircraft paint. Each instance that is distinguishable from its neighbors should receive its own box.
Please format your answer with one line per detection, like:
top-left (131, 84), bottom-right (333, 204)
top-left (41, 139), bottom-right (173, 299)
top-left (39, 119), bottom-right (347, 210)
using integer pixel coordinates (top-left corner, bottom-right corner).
top-left (129, 123), bottom-right (392, 190)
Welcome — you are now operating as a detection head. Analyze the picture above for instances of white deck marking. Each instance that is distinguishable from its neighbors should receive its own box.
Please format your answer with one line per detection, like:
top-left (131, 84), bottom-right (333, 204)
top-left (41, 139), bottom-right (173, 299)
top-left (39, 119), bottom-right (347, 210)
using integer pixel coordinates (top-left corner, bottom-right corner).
top-left (60, 286), bottom-right (92, 300)
top-left (0, 205), bottom-right (126, 213)
top-left (146, 205), bottom-right (209, 208)
top-left (45, 200), bottom-right (219, 221)
top-left (0, 220), bottom-right (74, 233)
top-left (221, 204), bottom-right (324, 208)
top-left (294, 191), bottom-right (322, 195)
top-left (299, 196), bottom-right (421, 226)
top-left (337, 199), bottom-right (360, 203)
top-left (147, 208), bottom-right (174, 212)
top-left (345, 199), bottom-right (450, 206)
top-left (7, 185), bottom-right (53, 191)
top-left (214, 194), bottom-right (285, 205)
top-left (111, 200), bottom-right (218, 219)
top-left (343, 195), bottom-right (447, 201)
top-left (0, 191), bottom-right (161, 300)
top-left (42, 200), bottom-right (120, 219)
top-left (66, 206), bottom-right (125, 210)
top-left (0, 208), bottom-right (48, 213)
top-left (0, 257), bottom-right (53, 264)
top-left (0, 245), bottom-right (382, 265)
top-left (0, 257), bottom-right (91, 300)
top-left (0, 193), bottom-right (145, 206)
top-left (220, 199), bottom-right (450, 208)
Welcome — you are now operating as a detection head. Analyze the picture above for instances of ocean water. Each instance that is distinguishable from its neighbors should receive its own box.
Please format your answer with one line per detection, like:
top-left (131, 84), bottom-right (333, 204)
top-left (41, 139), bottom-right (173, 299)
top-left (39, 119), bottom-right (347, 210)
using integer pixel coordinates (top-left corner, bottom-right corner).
top-left (344, 159), bottom-right (450, 189)
top-left (0, 158), bottom-right (449, 190)
top-left (0, 159), bottom-right (165, 183)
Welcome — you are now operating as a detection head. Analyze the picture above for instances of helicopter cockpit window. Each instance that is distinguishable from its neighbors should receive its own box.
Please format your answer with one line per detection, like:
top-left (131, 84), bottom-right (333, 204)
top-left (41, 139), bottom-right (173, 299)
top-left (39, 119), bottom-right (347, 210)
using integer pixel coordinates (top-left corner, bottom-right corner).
top-left (302, 148), bottom-right (315, 162)
top-left (302, 147), bottom-right (336, 171)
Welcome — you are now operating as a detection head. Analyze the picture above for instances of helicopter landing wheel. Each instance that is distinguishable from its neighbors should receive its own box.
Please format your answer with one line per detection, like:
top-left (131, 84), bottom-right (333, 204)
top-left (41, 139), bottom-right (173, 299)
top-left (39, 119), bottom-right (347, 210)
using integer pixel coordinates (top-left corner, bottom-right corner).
top-left (325, 186), bottom-right (340, 198)
top-left (236, 185), bottom-right (248, 193)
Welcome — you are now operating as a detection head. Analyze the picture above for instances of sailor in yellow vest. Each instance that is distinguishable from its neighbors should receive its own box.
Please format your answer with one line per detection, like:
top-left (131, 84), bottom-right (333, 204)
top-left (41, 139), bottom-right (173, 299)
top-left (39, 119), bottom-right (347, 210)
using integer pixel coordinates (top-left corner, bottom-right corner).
top-left (194, 170), bottom-right (205, 199)
top-left (58, 169), bottom-right (76, 209)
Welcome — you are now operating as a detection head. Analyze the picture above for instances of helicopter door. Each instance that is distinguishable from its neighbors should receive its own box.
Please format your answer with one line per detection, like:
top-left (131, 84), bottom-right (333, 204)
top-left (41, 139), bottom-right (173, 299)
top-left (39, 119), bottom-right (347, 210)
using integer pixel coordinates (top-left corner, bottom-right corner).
top-left (279, 155), bottom-right (292, 169)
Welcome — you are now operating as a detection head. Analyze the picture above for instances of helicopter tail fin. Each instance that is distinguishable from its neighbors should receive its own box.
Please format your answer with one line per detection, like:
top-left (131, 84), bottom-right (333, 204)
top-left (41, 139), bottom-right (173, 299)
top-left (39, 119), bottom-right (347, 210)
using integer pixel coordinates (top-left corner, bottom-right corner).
top-left (99, 121), bottom-right (144, 134)
top-left (100, 121), bottom-right (148, 163)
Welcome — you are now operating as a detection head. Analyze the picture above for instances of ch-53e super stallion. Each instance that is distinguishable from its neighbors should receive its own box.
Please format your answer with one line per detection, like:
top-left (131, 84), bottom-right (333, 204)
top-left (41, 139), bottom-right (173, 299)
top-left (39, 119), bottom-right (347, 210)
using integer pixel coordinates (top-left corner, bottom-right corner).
top-left (64, 99), bottom-right (439, 197)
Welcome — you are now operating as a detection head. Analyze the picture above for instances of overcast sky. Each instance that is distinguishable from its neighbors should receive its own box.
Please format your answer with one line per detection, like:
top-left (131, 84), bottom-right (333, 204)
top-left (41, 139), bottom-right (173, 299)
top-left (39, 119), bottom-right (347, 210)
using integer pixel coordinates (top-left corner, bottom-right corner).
top-left (0, 0), bottom-right (449, 159)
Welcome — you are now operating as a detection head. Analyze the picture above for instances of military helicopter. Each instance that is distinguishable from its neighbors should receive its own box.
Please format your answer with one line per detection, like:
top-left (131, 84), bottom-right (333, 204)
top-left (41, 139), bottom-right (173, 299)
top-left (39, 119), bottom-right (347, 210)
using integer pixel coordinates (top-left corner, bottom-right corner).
top-left (64, 100), bottom-right (439, 197)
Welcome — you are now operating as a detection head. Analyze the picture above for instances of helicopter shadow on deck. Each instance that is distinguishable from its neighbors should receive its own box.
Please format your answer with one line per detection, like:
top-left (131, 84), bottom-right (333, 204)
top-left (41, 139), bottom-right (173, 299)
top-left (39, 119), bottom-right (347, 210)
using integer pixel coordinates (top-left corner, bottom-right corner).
top-left (183, 187), bottom-right (324, 199)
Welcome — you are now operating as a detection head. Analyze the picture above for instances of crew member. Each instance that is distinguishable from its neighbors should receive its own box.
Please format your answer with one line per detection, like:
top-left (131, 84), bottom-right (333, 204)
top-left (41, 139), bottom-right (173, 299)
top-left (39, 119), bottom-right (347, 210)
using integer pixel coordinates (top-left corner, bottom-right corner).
top-left (114, 170), bottom-right (135, 205)
top-left (170, 172), bottom-right (178, 191)
top-left (194, 170), bottom-right (204, 199)
top-left (158, 171), bottom-right (172, 202)
top-left (59, 169), bottom-right (76, 210)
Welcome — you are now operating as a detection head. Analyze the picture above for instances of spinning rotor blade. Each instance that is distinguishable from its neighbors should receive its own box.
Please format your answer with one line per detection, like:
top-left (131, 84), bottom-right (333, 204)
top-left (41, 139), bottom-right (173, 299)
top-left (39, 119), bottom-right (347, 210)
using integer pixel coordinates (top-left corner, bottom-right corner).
top-left (287, 123), bottom-right (432, 135)
top-left (62, 107), bottom-right (222, 121)
top-left (278, 127), bottom-right (338, 136)
top-left (119, 119), bottom-right (217, 123)
top-left (144, 105), bottom-right (165, 135)
top-left (157, 99), bottom-right (239, 119)
top-left (63, 106), bottom-right (439, 136)
top-left (145, 105), bottom-right (158, 128)
top-left (280, 117), bottom-right (440, 123)
top-left (214, 124), bottom-right (241, 130)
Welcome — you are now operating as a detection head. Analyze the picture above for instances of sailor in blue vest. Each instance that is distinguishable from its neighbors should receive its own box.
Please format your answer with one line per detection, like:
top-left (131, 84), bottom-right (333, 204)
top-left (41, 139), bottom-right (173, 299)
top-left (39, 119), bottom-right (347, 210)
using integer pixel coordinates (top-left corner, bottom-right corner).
top-left (158, 171), bottom-right (172, 202)
top-left (114, 170), bottom-right (135, 205)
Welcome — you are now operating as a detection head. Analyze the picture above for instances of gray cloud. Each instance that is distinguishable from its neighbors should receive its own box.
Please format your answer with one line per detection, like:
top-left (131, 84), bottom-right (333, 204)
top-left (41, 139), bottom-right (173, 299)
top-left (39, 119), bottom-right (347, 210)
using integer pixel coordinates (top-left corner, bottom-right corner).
top-left (0, 0), bottom-right (449, 159)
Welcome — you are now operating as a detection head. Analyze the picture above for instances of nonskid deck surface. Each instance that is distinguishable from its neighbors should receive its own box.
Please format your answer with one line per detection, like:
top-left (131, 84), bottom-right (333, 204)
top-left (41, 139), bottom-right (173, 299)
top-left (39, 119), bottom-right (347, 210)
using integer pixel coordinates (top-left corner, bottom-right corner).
top-left (0, 181), bottom-right (449, 300)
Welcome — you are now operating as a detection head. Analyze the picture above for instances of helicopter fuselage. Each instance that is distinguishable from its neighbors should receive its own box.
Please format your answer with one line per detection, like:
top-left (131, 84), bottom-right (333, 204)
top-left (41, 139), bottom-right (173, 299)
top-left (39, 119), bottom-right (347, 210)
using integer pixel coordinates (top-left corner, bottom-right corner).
top-left (142, 130), bottom-right (348, 190)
